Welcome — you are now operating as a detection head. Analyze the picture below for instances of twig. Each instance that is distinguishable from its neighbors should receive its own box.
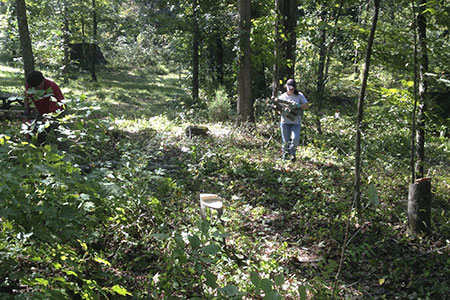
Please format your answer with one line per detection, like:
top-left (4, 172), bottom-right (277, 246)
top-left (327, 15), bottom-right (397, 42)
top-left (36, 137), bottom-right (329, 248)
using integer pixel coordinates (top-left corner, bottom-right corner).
top-left (332, 199), bottom-right (355, 299)
top-left (345, 226), bottom-right (363, 247)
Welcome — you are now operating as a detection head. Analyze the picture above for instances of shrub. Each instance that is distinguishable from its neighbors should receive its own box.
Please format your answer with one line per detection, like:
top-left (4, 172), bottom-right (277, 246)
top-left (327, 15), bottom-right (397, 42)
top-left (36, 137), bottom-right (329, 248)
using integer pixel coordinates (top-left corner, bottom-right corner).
top-left (207, 87), bottom-right (231, 122)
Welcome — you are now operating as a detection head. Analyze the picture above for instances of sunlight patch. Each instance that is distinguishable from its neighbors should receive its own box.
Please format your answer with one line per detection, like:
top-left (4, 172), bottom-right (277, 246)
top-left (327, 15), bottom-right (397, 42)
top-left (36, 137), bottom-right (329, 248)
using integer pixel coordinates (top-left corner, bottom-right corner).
top-left (0, 65), bottom-right (21, 76)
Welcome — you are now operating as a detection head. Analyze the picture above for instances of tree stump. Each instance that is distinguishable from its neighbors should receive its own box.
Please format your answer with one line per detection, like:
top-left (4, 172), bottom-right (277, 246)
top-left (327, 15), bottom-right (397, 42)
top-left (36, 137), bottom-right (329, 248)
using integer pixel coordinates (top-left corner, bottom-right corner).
top-left (200, 193), bottom-right (223, 219)
top-left (185, 125), bottom-right (208, 138)
top-left (408, 177), bottom-right (431, 234)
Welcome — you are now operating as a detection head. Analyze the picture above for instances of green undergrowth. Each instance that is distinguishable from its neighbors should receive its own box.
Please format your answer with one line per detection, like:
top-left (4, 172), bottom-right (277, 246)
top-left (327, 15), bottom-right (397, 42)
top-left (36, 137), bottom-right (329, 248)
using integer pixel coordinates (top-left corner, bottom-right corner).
top-left (1, 65), bottom-right (449, 299)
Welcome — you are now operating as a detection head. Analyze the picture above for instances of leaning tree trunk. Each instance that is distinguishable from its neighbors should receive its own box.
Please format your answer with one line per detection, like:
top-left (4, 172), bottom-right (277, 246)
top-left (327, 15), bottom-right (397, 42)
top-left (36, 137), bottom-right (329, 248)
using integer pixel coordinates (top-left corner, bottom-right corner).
top-left (415, 0), bottom-right (428, 179)
top-left (91, 0), bottom-right (97, 82)
top-left (192, 0), bottom-right (199, 102)
top-left (15, 0), bottom-right (35, 78)
top-left (236, 0), bottom-right (253, 126)
top-left (354, 0), bottom-right (380, 211)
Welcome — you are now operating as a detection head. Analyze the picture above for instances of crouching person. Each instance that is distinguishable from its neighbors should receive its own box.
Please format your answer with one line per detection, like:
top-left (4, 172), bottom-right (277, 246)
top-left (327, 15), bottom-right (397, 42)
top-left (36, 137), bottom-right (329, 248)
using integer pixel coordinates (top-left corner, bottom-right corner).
top-left (23, 71), bottom-right (66, 145)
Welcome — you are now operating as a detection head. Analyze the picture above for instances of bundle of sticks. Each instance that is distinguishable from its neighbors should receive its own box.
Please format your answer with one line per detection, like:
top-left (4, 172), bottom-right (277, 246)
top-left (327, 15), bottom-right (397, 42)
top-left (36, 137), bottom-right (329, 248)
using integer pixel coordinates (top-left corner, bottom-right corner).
top-left (269, 97), bottom-right (303, 122)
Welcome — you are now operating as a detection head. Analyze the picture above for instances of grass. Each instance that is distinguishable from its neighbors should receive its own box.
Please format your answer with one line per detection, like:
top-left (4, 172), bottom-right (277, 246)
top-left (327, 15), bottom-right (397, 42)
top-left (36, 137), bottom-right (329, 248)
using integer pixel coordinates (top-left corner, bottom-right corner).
top-left (1, 63), bottom-right (449, 299)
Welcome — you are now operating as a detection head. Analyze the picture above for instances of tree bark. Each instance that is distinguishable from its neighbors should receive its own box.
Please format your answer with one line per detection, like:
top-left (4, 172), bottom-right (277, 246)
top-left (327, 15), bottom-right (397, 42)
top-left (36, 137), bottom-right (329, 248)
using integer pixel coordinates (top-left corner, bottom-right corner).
top-left (272, 0), bottom-right (297, 98)
top-left (91, 0), bottom-right (98, 82)
top-left (192, 0), bottom-right (200, 102)
top-left (236, 0), bottom-right (253, 125)
top-left (410, 0), bottom-right (418, 183)
top-left (408, 178), bottom-right (431, 234)
top-left (63, 0), bottom-right (70, 84)
top-left (354, 0), bottom-right (380, 211)
top-left (415, 0), bottom-right (428, 179)
top-left (15, 0), bottom-right (35, 78)
top-left (284, 0), bottom-right (297, 80)
top-left (315, 10), bottom-right (327, 134)
top-left (316, 1), bottom-right (343, 134)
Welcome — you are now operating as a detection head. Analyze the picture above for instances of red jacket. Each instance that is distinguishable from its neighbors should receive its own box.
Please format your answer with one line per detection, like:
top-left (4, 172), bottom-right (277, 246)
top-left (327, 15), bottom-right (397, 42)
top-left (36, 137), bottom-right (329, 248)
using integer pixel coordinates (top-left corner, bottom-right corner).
top-left (26, 79), bottom-right (65, 115)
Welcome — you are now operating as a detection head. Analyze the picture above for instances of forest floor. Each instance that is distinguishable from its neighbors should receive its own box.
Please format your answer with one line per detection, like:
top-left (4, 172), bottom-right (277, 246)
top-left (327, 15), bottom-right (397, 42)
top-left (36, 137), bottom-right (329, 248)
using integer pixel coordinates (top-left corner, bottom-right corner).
top-left (0, 64), bottom-right (449, 299)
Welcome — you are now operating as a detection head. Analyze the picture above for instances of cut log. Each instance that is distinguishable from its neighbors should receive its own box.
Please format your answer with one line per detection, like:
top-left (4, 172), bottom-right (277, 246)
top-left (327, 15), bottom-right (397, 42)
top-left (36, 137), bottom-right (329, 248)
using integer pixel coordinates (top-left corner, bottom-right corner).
top-left (408, 177), bottom-right (431, 234)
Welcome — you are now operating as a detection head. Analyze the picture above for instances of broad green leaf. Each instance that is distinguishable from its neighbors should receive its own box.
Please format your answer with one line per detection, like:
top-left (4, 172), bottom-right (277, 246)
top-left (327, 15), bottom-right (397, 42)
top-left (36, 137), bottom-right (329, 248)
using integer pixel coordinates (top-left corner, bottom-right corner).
top-left (34, 278), bottom-right (49, 286)
top-left (368, 183), bottom-right (379, 207)
top-left (200, 220), bottom-right (210, 235)
top-left (260, 278), bottom-right (273, 293)
top-left (151, 233), bottom-right (170, 240)
top-left (202, 244), bottom-right (220, 255)
top-left (299, 285), bottom-right (307, 300)
top-left (188, 235), bottom-right (201, 249)
top-left (174, 235), bottom-right (185, 248)
top-left (220, 285), bottom-right (239, 297)
top-left (111, 284), bottom-right (132, 296)
top-left (250, 271), bottom-right (261, 287)
top-left (274, 274), bottom-right (284, 287)
top-left (264, 291), bottom-right (281, 300)
top-left (205, 270), bottom-right (218, 289)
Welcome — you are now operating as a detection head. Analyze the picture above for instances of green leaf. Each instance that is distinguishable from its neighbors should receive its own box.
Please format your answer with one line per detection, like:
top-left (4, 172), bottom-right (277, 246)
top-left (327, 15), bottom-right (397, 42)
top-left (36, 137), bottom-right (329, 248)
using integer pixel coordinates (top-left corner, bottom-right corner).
top-left (274, 274), bottom-right (284, 287)
top-left (264, 291), bottom-right (281, 300)
top-left (250, 271), bottom-right (261, 287)
top-left (220, 285), bottom-right (239, 297)
top-left (202, 244), bottom-right (220, 255)
top-left (151, 233), bottom-right (170, 240)
top-left (260, 278), bottom-right (273, 293)
top-left (200, 219), bottom-right (210, 235)
top-left (94, 257), bottom-right (111, 266)
top-left (299, 285), bottom-right (307, 300)
top-left (34, 278), bottom-right (49, 286)
top-left (174, 235), bottom-right (185, 248)
top-left (188, 234), bottom-right (201, 249)
top-left (368, 183), bottom-right (379, 207)
top-left (111, 284), bottom-right (132, 296)
top-left (205, 270), bottom-right (218, 289)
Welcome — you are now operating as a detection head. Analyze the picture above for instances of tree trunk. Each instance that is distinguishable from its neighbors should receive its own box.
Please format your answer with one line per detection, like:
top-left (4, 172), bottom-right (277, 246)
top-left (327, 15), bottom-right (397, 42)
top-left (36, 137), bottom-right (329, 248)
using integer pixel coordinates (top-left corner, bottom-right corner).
top-left (15, 0), bottom-right (35, 78)
top-left (216, 35), bottom-right (224, 85)
top-left (410, 0), bottom-right (419, 183)
top-left (315, 10), bottom-right (327, 135)
top-left (91, 0), bottom-right (97, 82)
top-left (272, 0), bottom-right (282, 98)
top-left (192, 0), bottom-right (199, 102)
top-left (317, 1), bottom-right (343, 135)
top-left (408, 177), bottom-right (431, 234)
top-left (415, 0), bottom-right (428, 179)
top-left (236, 0), bottom-right (253, 125)
top-left (354, 0), bottom-right (380, 211)
top-left (284, 0), bottom-right (297, 80)
top-left (63, 0), bottom-right (70, 84)
top-left (272, 0), bottom-right (297, 98)
top-left (82, 18), bottom-right (86, 66)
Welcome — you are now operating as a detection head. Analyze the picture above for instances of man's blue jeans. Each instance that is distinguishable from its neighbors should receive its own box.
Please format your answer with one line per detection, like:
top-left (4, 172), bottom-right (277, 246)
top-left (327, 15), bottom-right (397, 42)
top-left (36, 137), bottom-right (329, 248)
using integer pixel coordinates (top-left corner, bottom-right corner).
top-left (280, 122), bottom-right (301, 157)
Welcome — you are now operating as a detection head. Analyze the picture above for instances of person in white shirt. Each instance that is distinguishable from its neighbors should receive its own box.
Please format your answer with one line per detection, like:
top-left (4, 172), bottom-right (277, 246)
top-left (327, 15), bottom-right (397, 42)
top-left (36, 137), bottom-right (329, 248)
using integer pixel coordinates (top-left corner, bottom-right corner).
top-left (277, 78), bottom-right (309, 161)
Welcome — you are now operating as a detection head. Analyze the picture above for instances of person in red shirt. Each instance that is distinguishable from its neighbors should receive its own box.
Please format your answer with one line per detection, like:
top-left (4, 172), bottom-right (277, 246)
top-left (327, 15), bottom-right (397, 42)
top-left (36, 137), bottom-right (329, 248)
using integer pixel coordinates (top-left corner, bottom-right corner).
top-left (23, 71), bottom-right (66, 145)
top-left (24, 70), bottom-right (65, 117)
